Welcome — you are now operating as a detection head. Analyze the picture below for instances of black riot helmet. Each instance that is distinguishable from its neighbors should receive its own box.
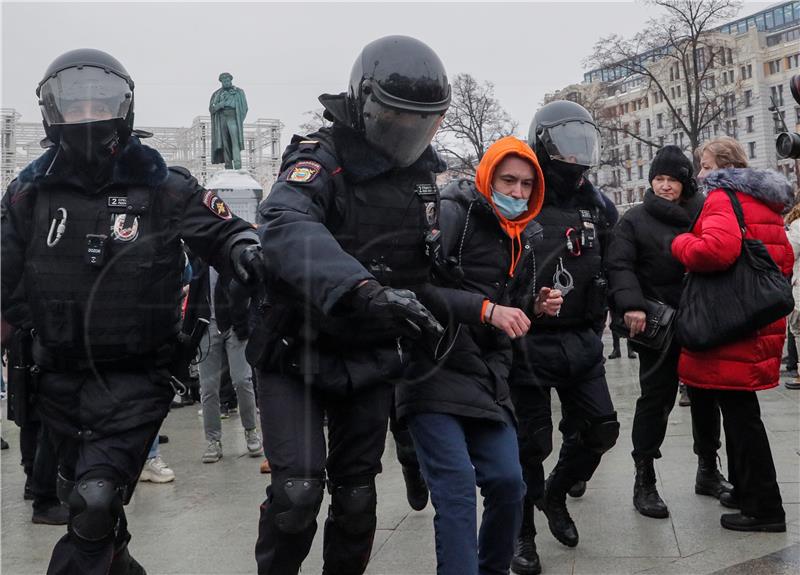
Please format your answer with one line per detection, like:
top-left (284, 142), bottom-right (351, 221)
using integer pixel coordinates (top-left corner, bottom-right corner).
top-left (37, 49), bottom-right (135, 165)
top-left (529, 100), bottom-right (600, 168)
top-left (347, 35), bottom-right (451, 167)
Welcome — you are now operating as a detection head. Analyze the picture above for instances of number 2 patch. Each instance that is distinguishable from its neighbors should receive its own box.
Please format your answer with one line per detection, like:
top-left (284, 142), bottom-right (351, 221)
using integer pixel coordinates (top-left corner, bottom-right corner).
top-left (202, 191), bottom-right (233, 220)
top-left (287, 161), bottom-right (322, 184)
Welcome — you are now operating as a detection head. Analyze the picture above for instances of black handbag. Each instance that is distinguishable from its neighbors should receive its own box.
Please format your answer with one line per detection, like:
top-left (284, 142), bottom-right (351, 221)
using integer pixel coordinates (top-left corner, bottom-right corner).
top-left (675, 189), bottom-right (794, 352)
top-left (610, 298), bottom-right (676, 351)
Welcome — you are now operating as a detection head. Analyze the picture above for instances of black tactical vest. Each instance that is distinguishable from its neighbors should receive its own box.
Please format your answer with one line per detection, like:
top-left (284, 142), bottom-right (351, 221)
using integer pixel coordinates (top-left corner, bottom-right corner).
top-left (285, 136), bottom-right (437, 290)
top-left (532, 202), bottom-right (606, 328)
top-left (24, 181), bottom-right (183, 363)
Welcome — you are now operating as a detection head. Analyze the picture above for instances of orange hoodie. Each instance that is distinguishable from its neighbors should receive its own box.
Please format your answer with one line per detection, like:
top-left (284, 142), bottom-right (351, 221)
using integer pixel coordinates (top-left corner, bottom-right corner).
top-left (474, 136), bottom-right (545, 278)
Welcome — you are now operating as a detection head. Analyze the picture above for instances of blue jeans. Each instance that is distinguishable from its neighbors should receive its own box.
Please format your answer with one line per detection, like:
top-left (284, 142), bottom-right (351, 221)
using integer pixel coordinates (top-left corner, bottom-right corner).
top-left (408, 412), bottom-right (525, 575)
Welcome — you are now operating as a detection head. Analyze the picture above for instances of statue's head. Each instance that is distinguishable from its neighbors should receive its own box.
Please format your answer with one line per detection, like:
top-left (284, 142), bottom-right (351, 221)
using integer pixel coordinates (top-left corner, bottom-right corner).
top-left (347, 35), bottom-right (450, 167)
top-left (219, 72), bottom-right (233, 89)
top-left (37, 48), bottom-right (135, 167)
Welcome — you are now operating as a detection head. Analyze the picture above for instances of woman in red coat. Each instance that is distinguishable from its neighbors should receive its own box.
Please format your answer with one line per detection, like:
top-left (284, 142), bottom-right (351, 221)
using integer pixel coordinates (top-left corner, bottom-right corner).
top-left (671, 136), bottom-right (794, 532)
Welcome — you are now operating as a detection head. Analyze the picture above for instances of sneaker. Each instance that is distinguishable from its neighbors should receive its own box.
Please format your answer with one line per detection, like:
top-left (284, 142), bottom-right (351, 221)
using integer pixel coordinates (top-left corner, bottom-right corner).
top-left (785, 376), bottom-right (800, 390)
top-left (245, 428), bottom-right (263, 457)
top-left (0, 437), bottom-right (9, 450)
top-left (260, 458), bottom-right (272, 474)
top-left (139, 455), bottom-right (176, 483)
top-left (202, 440), bottom-right (223, 463)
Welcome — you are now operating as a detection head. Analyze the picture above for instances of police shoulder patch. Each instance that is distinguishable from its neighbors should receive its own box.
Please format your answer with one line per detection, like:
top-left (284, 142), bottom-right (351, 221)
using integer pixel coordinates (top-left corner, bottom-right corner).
top-left (287, 161), bottom-right (322, 184)
top-left (202, 190), bottom-right (233, 220)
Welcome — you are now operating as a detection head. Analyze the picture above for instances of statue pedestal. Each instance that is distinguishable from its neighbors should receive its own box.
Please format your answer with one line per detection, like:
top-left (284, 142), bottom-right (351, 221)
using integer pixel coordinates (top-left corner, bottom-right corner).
top-left (206, 169), bottom-right (263, 224)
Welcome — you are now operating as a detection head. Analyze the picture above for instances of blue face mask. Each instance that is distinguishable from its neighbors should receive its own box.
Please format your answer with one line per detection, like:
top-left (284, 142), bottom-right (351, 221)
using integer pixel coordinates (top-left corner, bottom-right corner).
top-left (492, 188), bottom-right (529, 220)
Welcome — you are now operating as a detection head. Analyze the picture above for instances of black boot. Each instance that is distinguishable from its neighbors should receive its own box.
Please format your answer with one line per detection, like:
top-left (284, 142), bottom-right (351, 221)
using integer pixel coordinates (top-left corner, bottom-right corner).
top-left (568, 480), bottom-right (586, 498)
top-left (31, 503), bottom-right (69, 525)
top-left (719, 490), bottom-right (740, 509)
top-left (695, 455), bottom-right (733, 499)
top-left (633, 458), bottom-right (669, 519)
top-left (720, 512), bottom-right (785, 533)
top-left (537, 475), bottom-right (579, 547)
top-left (607, 348), bottom-right (621, 359)
top-left (401, 466), bottom-right (429, 511)
top-left (511, 500), bottom-right (541, 575)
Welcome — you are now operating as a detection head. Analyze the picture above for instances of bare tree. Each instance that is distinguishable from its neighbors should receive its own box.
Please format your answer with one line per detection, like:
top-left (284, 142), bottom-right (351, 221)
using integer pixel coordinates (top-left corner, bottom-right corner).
top-left (298, 108), bottom-right (332, 135)
top-left (435, 73), bottom-right (518, 177)
top-left (586, 0), bottom-right (742, 163)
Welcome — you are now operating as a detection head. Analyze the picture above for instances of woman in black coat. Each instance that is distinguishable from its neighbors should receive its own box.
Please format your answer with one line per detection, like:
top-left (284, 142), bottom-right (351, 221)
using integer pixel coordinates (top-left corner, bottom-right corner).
top-left (607, 145), bottom-right (729, 519)
top-left (396, 136), bottom-right (561, 575)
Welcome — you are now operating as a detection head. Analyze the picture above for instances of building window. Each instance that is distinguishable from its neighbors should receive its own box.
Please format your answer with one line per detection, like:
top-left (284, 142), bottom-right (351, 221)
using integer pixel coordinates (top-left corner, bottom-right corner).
top-left (659, 136), bottom-right (665, 147)
top-left (638, 164), bottom-right (644, 179)
top-left (626, 167), bottom-right (632, 181)
top-left (748, 142), bottom-right (756, 159)
top-left (744, 89), bottom-right (752, 107)
top-left (746, 116), bottom-right (754, 133)
top-left (624, 144), bottom-right (631, 159)
top-left (646, 118), bottom-right (652, 137)
top-left (673, 133), bottom-right (679, 145)
top-left (636, 142), bottom-right (642, 158)
top-left (788, 54), bottom-right (800, 70)
top-left (676, 85), bottom-right (682, 98)
top-left (767, 59), bottom-right (781, 74)
top-left (771, 84), bottom-right (785, 107)
top-left (648, 146), bottom-right (654, 160)
top-left (773, 110), bottom-right (786, 134)
top-left (656, 113), bottom-right (663, 129)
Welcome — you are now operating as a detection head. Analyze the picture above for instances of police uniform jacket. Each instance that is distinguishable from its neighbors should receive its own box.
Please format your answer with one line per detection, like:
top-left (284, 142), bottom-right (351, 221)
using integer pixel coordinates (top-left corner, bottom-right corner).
top-left (255, 123), bottom-right (481, 394)
top-left (1, 137), bottom-right (257, 437)
top-left (510, 179), bottom-right (612, 388)
top-left (395, 180), bottom-right (543, 423)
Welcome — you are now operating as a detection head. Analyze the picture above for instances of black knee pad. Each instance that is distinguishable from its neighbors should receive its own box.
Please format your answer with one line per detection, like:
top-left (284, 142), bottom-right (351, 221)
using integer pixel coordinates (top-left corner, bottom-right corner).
top-left (583, 415), bottom-right (620, 455)
top-left (519, 425), bottom-right (553, 467)
top-left (328, 479), bottom-right (377, 536)
top-left (272, 476), bottom-right (325, 535)
top-left (68, 477), bottom-right (123, 542)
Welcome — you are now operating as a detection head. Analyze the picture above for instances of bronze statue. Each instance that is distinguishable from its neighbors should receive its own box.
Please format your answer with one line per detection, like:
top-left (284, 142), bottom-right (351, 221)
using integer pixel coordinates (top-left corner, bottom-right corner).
top-left (209, 72), bottom-right (248, 169)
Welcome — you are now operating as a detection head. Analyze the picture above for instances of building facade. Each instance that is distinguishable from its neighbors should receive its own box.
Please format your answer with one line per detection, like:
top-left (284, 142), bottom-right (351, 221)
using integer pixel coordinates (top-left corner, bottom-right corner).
top-left (547, 1), bottom-right (800, 210)
top-left (0, 110), bottom-right (282, 192)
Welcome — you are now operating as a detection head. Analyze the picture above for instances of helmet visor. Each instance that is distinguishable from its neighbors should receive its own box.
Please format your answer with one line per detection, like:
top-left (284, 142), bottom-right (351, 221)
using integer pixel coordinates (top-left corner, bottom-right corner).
top-left (363, 98), bottom-right (444, 167)
top-left (540, 121), bottom-right (600, 167)
top-left (39, 66), bottom-right (132, 125)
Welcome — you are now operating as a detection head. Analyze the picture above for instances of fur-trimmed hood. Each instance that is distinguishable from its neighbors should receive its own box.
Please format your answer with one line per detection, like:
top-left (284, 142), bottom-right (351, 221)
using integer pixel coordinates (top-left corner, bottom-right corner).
top-left (17, 136), bottom-right (168, 188)
top-left (704, 168), bottom-right (794, 213)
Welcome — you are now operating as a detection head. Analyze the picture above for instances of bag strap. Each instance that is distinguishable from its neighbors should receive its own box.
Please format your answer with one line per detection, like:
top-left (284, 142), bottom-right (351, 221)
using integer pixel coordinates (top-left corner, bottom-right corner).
top-left (721, 189), bottom-right (747, 236)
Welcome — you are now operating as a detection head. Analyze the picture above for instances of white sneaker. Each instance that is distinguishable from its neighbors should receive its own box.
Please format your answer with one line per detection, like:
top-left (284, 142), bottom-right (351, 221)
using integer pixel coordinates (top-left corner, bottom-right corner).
top-left (140, 455), bottom-right (175, 483)
top-left (202, 440), bottom-right (223, 463)
top-left (245, 428), bottom-right (262, 457)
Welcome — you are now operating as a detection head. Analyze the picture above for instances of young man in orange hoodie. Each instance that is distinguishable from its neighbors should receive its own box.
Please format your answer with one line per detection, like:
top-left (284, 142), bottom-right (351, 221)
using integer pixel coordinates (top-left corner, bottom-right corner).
top-left (395, 136), bottom-right (562, 575)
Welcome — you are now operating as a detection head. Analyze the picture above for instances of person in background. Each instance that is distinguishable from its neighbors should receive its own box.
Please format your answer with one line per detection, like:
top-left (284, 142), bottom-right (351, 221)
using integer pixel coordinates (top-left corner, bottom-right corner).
top-left (672, 136), bottom-right (793, 532)
top-left (607, 145), bottom-right (729, 520)
top-left (783, 199), bottom-right (800, 390)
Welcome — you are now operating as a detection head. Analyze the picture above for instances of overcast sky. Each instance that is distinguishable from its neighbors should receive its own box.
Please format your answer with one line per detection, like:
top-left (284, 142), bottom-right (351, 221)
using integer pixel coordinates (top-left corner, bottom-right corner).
top-left (1, 1), bottom-right (773, 147)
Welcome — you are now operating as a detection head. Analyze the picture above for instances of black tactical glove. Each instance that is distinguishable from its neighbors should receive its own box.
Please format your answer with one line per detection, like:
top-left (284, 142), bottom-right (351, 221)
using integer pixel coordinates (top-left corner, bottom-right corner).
top-left (353, 280), bottom-right (444, 341)
top-left (231, 242), bottom-right (268, 288)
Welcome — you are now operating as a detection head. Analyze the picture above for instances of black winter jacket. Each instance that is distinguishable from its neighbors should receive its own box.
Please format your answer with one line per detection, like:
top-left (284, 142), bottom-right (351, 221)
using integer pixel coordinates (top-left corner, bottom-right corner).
top-left (184, 261), bottom-right (251, 339)
top-left (396, 180), bottom-right (542, 423)
top-left (607, 190), bottom-right (705, 312)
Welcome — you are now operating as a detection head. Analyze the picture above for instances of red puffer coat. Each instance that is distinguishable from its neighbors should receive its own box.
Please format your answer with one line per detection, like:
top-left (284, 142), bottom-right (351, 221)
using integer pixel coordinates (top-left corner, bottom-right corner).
top-left (671, 168), bottom-right (795, 391)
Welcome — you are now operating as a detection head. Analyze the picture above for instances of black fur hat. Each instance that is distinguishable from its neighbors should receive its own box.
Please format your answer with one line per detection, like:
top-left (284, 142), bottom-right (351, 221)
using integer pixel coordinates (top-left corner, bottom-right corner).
top-left (649, 145), bottom-right (696, 197)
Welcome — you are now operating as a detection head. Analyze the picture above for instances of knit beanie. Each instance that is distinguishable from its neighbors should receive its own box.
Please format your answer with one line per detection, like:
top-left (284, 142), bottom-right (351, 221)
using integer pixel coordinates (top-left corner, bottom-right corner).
top-left (649, 145), bottom-right (696, 198)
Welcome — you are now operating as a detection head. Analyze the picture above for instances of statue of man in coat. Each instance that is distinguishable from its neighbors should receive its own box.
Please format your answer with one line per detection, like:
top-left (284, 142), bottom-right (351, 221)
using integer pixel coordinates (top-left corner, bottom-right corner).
top-left (209, 72), bottom-right (248, 169)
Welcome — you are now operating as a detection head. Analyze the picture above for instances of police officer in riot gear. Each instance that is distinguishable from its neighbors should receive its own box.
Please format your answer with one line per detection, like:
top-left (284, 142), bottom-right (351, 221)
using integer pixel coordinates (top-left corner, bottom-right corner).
top-left (251, 35), bottom-right (479, 574)
top-left (509, 100), bottom-right (620, 575)
top-left (1, 49), bottom-right (263, 575)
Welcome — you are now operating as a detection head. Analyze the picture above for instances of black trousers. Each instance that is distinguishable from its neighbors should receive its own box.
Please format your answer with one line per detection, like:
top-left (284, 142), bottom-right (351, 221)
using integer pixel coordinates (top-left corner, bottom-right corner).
top-left (45, 419), bottom-right (161, 575)
top-left (511, 373), bottom-right (615, 503)
top-left (687, 387), bottom-right (784, 519)
top-left (255, 370), bottom-right (393, 575)
top-left (20, 417), bottom-right (60, 509)
top-left (389, 398), bottom-right (420, 471)
top-left (631, 343), bottom-right (721, 460)
top-left (35, 368), bottom-right (171, 575)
